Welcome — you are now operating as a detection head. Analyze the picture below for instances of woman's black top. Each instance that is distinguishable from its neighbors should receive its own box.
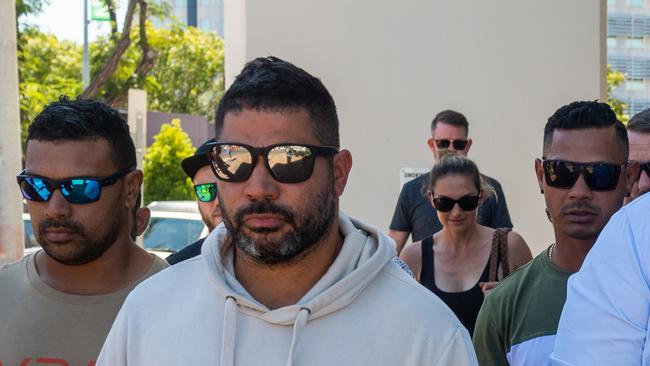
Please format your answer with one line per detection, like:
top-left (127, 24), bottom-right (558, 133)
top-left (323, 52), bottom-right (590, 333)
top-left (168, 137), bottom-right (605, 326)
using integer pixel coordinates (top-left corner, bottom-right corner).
top-left (419, 236), bottom-right (502, 336)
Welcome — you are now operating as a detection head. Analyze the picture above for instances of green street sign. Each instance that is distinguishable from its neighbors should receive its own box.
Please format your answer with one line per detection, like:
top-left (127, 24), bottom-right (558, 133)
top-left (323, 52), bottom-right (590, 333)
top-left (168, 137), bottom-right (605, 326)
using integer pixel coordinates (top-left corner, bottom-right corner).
top-left (90, 0), bottom-right (111, 21)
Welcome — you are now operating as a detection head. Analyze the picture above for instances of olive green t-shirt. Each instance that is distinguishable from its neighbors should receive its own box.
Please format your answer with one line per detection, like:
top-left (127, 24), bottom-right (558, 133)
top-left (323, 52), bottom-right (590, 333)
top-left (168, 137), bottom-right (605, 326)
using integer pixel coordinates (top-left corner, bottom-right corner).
top-left (472, 246), bottom-right (574, 366)
top-left (0, 252), bottom-right (167, 366)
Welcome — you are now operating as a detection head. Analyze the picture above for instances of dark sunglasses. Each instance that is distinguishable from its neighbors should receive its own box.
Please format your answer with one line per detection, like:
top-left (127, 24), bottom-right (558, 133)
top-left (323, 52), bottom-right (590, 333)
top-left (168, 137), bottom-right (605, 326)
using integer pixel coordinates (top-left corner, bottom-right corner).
top-left (194, 183), bottom-right (217, 202)
top-left (16, 167), bottom-right (134, 204)
top-left (542, 159), bottom-right (626, 191)
top-left (638, 161), bottom-right (650, 180)
top-left (208, 143), bottom-right (339, 183)
top-left (435, 139), bottom-right (468, 150)
top-left (432, 194), bottom-right (480, 212)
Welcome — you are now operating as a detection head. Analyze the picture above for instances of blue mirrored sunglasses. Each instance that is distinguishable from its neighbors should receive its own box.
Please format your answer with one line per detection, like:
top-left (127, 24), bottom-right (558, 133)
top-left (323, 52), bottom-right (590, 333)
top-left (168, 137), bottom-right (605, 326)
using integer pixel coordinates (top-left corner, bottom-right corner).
top-left (16, 167), bottom-right (135, 204)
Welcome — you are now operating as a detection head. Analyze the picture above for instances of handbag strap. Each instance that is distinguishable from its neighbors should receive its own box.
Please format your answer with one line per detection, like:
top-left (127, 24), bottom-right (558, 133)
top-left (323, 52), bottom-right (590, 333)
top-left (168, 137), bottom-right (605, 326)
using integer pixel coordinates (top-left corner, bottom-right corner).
top-left (488, 228), bottom-right (511, 282)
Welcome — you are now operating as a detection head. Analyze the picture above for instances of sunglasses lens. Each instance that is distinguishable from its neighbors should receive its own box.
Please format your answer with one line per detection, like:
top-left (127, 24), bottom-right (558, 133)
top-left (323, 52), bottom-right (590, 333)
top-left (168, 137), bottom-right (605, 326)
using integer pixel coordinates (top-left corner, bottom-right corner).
top-left (210, 144), bottom-right (253, 182)
top-left (60, 179), bottom-right (101, 203)
top-left (457, 195), bottom-right (480, 210)
top-left (432, 197), bottom-right (455, 212)
top-left (452, 140), bottom-right (468, 150)
top-left (19, 177), bottom-right (52, 202)
top-left (195, 183), bottom-right (217, 202)
top-left (583, 164), bottom-right (621, 191)
top-left (435, 140), bottom-right (450, 149)
top-left (267, 145), bottom-right (317, 183)
top-left (543, 161), bottom-right (577, 188)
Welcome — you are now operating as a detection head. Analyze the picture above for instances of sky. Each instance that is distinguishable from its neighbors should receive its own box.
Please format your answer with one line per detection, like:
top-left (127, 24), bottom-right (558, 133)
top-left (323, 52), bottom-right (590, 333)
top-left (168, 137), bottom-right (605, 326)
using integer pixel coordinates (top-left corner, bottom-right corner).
top-left (24, 0), bottom-right (127, 44)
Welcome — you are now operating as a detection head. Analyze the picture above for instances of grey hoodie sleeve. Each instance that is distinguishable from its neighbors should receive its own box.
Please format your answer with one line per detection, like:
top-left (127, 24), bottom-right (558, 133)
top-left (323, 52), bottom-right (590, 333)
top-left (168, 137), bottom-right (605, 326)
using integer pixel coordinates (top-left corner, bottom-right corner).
top-left (434, 327), bottom-right (479, 366)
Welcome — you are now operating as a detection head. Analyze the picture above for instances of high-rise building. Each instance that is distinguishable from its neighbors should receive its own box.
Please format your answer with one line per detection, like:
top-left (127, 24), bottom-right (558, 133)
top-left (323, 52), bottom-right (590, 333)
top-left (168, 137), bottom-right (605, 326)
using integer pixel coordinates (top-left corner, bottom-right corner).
top-left (156, 0), bottom-right (224, 38)
top-left (608, 0), bottom-right (650, 115)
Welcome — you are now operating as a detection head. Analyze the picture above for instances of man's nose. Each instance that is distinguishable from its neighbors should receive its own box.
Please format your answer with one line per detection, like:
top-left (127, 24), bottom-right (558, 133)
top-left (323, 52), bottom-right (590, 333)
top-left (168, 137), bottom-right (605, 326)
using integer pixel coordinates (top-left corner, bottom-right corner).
top-left (243, 156), bottom-right (281, 201)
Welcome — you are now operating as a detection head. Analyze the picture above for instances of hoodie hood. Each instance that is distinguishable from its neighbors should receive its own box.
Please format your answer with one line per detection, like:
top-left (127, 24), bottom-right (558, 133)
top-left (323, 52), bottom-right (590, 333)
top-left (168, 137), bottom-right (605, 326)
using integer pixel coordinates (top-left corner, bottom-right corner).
top-left (201, 210), bottom-right (395, 324)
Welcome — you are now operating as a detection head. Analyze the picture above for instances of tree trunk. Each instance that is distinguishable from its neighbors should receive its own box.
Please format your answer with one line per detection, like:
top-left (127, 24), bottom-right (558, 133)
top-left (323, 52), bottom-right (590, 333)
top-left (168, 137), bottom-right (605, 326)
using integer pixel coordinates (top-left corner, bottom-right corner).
top-left (80, 0), bottom-right (139, 100)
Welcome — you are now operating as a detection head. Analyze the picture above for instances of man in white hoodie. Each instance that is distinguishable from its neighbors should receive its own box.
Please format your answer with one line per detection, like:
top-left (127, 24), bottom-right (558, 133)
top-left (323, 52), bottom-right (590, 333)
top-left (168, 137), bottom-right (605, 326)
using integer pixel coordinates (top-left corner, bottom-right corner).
top-left (97, 56), bottom-right (477, 366)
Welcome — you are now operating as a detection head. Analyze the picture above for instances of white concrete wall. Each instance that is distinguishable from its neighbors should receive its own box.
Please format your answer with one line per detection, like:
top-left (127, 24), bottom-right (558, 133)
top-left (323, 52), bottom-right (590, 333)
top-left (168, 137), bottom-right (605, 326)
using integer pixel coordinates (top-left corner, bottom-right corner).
top-left (224, 0), bottom-right (606, 255)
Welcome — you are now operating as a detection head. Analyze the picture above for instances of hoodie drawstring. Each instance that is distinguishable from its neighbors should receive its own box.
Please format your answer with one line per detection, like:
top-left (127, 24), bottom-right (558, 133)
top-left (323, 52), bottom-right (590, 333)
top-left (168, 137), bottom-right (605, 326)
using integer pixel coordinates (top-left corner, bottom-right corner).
top-left (220, 296), bottom-right (238, 366)
top-left (285, 307), bottom-right (310, 366)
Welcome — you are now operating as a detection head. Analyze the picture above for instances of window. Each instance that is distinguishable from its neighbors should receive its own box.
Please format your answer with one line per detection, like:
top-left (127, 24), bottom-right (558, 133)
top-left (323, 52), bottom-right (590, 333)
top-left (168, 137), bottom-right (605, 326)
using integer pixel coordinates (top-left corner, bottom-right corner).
top-left (627, 79), bottom-right (645, 91)
top-left (608, 0), bottom-right (617, 4)
top-left (200, 18), bottom-right (211, 30)
top-left (628, 0), bottom-right (644, 6)
top-left (626, 37), bottom-right (645, 48)
top-left (607, 37), bottom-right (617, 48)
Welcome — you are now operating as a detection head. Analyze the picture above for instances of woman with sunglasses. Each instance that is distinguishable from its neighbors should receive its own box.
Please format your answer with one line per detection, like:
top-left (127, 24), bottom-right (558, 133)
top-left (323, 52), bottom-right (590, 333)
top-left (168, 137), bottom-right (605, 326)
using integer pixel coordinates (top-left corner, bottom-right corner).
top-left (400, 154), bottom-right (532, 335)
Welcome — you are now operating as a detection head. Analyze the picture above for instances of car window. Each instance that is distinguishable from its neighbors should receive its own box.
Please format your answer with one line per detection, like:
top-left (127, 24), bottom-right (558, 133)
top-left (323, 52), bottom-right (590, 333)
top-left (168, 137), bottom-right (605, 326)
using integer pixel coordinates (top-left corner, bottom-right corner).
top-left (23, 219), bottom-right (39, 248)
top-left (144, 217), bottom-right (205, 252)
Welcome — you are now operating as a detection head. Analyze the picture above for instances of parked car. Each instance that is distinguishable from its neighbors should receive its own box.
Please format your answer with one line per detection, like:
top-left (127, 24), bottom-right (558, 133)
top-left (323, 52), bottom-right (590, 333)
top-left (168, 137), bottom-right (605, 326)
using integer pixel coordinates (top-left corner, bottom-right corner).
top-left (22, 201), bottom-right (208, 258)
top-left (143, 201), bottom-right (209, 258)
top-left (23, 213), bottom-right (40, 256)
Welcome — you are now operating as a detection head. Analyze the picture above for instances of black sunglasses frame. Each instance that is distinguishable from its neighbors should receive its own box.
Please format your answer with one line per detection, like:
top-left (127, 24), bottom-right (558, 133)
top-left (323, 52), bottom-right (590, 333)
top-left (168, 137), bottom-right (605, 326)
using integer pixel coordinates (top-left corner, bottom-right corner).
top-left (207, 142), bottom-right (339, 183)
top-left (435, 139), bottom-right (468, 150)
top-left (541, 159), bottom-right (627, 191)
top-left (431, 194), bottom-right (480, 213)
top-left (16, 166), bottom-right (135, 204)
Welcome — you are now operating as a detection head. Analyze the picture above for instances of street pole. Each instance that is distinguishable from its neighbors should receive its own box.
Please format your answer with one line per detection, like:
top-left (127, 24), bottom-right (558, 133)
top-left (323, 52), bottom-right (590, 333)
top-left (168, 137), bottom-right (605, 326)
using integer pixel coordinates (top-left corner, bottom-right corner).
top-left (0, 0), bottom-right (25, 263)
top-left (83, 0), bottom-right (90, 87)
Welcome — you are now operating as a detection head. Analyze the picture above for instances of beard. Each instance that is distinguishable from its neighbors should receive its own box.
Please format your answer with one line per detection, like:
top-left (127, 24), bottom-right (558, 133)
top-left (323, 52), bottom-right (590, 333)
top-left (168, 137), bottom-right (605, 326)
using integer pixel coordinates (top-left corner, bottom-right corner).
top-left (37, 216), bottom-right (120, 266)
top-left (219, 177), bottom-right (337, 266)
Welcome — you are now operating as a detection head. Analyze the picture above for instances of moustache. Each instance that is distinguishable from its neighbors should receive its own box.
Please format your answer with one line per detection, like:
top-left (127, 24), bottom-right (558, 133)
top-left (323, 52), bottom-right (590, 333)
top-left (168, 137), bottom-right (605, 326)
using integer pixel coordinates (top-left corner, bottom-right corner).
top-left (234, 200), bottom-right (294, 225)
top-left (38, 218), bottom-right (83, 235)
top-left (559, 201), bottom-right (601, 216)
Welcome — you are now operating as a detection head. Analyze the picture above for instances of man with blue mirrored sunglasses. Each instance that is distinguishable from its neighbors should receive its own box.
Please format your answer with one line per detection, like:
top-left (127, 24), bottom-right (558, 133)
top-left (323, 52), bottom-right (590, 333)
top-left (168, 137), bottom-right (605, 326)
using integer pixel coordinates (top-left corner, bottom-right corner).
top-left (0, 97), bottom-right (167, 366)
top-left (166, 139), bottom-right (222, 265)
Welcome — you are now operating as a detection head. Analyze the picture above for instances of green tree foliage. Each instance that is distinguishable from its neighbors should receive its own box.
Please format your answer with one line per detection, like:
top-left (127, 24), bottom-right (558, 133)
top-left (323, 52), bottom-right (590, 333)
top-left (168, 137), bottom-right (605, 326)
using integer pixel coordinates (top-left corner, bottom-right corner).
top-left (91, 22), bottom-right (224, 120)
top-left (18, 29), bottom-right (83, 144)
top-left (607, 65), bottom-right (629, 123)
top-left (143, 119), bottom-right (195, 204)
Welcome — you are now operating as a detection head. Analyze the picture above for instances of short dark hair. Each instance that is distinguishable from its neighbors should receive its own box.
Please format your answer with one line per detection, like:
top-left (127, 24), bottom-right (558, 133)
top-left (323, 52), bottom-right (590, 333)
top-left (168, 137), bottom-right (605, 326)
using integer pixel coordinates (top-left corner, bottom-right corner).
top-left (430, 110), bottom-right (469, 136)
top-left (628, 108), bottom-right (650, 134)
top-left (215, 56), bottom-right (340, 148)
top-left (26, 96), bottom-right (136, 170)
top-left (543, 101), bottom-right (628, 157)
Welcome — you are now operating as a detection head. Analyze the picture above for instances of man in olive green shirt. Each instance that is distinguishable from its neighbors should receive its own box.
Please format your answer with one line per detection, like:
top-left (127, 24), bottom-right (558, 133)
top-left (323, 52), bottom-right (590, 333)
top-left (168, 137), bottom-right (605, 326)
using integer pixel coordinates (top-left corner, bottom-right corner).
top-left (473, 101), bottom-right (635, 365)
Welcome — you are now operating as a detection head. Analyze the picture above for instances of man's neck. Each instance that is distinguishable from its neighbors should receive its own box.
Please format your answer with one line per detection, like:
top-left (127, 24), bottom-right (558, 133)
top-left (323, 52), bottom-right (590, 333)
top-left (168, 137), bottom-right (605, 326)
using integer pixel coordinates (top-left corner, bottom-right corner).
top-left (35, 236), bottom-right (154, 295)
top-left (551, 234), bottom-right (596, 272)
top-left (234, 223), bottom-right (343, 310)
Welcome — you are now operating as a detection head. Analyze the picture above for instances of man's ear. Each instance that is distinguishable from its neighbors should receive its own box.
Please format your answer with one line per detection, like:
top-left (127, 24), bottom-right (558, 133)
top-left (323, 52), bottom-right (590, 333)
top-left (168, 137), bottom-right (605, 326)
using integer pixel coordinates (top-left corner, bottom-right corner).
top-left (124, 169), bottom-right (144, 209)
top-left (464, 138), bottom-right (473, 154)
top-left (135, 207), bottom-right (151, 237)
top-left (534, 158), bottom-right (545, 194)
top-left (332, 149), bottom-right (352, 197)
top-left (427, 137), bottom-right (436, 154)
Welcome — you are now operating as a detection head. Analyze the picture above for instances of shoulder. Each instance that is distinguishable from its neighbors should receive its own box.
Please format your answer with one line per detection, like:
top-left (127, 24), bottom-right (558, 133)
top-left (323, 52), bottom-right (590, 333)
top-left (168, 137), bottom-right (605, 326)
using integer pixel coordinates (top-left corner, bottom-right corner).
top-left (399, 241), bottom-right (422, 280)
top-left (166, 238), bottom-right (205, 265)
top-left (375, 261), bottom-right (464, 330)
top-left (126, 255), bottom-right (205, 307)
top-left (506, 231), bottom-right (528, 253)
top-left (485, 253), bottom-right (541, 306)
top-left (0, 255), bottom-right (29, 281)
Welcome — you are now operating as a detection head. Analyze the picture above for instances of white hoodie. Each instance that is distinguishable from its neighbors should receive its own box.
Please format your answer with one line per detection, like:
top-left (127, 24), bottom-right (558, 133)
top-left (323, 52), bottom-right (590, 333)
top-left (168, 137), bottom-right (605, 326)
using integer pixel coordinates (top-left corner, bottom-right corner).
top-left (97, 212), bottom-right (477, 366)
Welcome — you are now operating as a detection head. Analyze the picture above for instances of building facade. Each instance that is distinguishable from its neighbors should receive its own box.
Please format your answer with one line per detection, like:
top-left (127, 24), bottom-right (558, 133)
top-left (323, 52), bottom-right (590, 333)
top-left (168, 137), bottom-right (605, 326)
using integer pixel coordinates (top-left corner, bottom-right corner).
top-left (608, 0), bottom-right (650, 115)
top-left (156, 0), bottom-right (224, 38)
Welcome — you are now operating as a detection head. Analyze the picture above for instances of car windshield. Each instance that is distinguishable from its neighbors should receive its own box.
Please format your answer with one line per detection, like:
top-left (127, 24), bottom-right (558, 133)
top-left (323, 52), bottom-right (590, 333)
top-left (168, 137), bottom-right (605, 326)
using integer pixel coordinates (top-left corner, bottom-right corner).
top-left (144, 217), bottom-right (205, 252)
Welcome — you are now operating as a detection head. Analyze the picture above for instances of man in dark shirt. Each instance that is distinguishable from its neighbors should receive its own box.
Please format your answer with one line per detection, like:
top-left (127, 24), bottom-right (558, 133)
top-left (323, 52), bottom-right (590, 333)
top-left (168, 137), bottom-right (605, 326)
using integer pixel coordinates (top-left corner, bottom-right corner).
top-left (166, 139), bottom-right (222, 264)
top-left (389, 110), bottom-right (512, 254)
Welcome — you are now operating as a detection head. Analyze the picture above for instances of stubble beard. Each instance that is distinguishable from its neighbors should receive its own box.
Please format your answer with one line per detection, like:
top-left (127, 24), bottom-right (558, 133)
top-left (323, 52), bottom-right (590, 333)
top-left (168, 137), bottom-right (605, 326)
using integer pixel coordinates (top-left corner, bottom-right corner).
top-left (37, 214), bottom-right (122, 266)
top-left (220, 179), bottom-right (337, 266)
